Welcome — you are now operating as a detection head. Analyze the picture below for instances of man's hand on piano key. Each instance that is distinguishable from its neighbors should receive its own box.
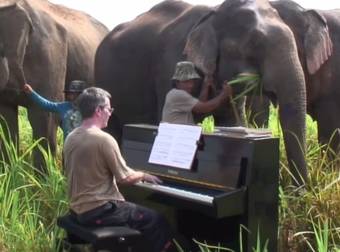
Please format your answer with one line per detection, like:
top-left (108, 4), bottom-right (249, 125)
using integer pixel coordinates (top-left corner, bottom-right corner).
top-left (143, 173), bottom-right (162, 185)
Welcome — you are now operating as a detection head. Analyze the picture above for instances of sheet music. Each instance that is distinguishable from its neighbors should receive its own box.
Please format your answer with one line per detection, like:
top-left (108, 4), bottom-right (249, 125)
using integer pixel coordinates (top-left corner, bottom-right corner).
top-left (148, 123), bottom-right (202, 169)
top-left (214, 126), bottom-right (272, 138)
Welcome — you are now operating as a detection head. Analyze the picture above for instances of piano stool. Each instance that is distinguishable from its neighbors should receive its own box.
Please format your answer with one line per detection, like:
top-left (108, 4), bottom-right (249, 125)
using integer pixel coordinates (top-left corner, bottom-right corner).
top-left (57, 214), bottom-right (143, 252)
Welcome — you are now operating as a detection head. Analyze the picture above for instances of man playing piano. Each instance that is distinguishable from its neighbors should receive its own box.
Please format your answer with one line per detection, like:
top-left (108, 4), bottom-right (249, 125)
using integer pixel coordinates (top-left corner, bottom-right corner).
top-left (63, 87), bottom-right (175, 252)
top-left (162, 61), bottom-right (232, 124)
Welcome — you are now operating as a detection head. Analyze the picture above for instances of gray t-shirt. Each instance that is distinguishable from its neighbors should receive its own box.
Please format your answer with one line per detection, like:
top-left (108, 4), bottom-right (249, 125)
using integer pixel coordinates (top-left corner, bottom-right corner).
top-left (63, 127), bottom-right (134, 214)
top-left (161, 88), bottom-right (199, 125)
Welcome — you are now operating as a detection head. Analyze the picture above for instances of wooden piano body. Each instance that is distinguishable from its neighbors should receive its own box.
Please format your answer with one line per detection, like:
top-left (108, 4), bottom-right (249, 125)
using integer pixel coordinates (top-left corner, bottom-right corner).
top-left (121, 124), bottom-right (279, 252)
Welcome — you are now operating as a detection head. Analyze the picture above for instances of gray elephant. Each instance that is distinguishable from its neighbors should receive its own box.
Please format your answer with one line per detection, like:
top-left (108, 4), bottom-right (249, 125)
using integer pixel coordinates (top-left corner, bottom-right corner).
top-left (0, 0), bottom-right (108, 169)
top-left (249, 0), bottom-right (340, 154)
top-left (273, 0), bottom-right (340, 153)
top-left (95, 0), bottom-right (307, 185)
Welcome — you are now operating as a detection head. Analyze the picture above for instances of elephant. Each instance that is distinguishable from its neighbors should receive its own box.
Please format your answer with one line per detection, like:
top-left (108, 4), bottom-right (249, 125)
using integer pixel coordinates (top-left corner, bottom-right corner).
top-left (0, 0), bottom-right (108, 169)
top-left (273, 0), bottom-right (340, 153)
top-left (248, 0), bottom-right (340, 154)
top-left (95, 0), bottom-right (308, 186)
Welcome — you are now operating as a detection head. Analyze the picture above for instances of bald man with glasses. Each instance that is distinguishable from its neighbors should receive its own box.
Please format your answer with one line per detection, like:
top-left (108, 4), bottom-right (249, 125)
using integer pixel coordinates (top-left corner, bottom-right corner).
top-left (63, 87), bottom-right (176, 252)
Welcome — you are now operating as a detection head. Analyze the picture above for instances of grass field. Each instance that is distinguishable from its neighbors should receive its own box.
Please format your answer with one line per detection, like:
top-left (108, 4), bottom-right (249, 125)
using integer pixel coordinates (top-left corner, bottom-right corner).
top-left (0, 107), bottom-right (339, 251)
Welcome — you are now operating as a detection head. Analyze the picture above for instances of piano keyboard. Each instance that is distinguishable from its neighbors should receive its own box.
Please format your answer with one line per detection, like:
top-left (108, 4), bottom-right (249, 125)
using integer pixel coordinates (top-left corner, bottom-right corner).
top-left (136, 182), bottom-right (214, 205)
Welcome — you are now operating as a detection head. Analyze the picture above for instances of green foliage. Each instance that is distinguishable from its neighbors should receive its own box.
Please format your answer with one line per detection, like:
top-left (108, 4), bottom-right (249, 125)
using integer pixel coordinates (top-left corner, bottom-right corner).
top-left (228, 73), bottom-right (261, 102)
top-left (198, 115), bottom-right (215, 134)
top-left (228, 73), bottom-right (261, 125)
top-left (269, 107), bottom-right (340, 252)
top-left (193, 239), bottom-right (234, 251)
top-left (0, 112), bottom-right (67, 251)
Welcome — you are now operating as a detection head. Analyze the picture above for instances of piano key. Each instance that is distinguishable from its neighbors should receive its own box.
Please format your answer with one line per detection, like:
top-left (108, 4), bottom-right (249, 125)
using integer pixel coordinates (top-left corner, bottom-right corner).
top-left (136, 182), bottom-right (214, 205)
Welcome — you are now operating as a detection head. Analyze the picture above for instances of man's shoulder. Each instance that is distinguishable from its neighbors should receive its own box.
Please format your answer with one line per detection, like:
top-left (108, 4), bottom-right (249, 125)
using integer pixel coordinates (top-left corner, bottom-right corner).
top-left (91, 129), bottom-right (117, 142)
top-left (96, 130), bottom-right (120, 150)
top-left (168, 88), bottom-right (186, 94)
top-left (98, 129), bottom-right (114, 139)
top-left (167, 88), bottom-right (192, 99)
top-left (65, 128), bottom-right (116, 146)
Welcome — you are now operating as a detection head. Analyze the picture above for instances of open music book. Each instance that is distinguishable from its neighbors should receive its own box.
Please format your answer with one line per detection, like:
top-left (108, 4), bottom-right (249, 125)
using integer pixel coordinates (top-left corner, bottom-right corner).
top-left (148, 123), bottom-right (202, 169)
top-left (214, 126), bottom-right (272, 138)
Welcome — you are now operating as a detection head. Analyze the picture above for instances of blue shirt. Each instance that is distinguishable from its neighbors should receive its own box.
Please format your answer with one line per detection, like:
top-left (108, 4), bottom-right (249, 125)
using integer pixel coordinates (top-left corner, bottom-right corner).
top-left (29, 90), bottom-right (82, 138)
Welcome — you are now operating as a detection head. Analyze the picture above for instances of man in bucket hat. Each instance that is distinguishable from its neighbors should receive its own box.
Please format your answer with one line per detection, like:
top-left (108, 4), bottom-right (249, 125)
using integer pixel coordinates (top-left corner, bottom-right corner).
top-left (162, 61), bottom-right (232, 124)
top-left (23, 80), bottom-right (86, 138)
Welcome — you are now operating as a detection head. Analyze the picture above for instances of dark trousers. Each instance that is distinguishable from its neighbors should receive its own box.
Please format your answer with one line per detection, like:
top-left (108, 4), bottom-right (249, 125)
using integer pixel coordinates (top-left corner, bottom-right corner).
top-left (73, 201), bottom-right (174, 252)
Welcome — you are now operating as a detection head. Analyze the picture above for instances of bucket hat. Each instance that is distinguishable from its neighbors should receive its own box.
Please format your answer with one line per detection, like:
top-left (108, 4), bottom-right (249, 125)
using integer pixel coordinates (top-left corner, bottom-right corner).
top-left (172, 61), bottom-right (201, 81)
top-left (64, 80), bottom-right (86, 93)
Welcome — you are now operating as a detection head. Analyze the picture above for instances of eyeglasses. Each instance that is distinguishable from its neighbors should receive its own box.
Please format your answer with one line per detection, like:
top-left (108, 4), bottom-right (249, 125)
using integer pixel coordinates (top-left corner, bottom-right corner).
top-left (99, 105), bottom-right (114, 113)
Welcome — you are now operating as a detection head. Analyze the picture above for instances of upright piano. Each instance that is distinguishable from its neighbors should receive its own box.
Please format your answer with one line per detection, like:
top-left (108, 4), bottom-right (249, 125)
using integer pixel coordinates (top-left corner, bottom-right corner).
top-left (121, 124), bottom-right (279, 252)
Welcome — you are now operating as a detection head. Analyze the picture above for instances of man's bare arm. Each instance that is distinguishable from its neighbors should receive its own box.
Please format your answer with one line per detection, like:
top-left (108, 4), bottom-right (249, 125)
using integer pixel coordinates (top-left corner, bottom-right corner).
top-left (193, 81), bottom-right (232, 114)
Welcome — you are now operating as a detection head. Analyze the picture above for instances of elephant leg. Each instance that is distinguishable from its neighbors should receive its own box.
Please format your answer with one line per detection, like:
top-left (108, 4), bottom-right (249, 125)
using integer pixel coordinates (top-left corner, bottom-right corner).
top-left (27, 107), bottom-right (58, 172)
top-left (245, 95), bottom-right (270, 127)
top-left (314, 99), bottom-right (340, 155)
top-left (0, 104), bottom-right (19, 163)
top-left (23, 35), bottom-right (67, 172)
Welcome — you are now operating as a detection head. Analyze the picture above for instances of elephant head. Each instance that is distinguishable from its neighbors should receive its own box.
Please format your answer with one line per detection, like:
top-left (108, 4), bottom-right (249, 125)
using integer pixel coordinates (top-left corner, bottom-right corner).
top-left (0, 2), bottom-right (32, 91)
top-left (271, 0), bottom-right (333, 76)
top-left (184, 0), bottom-right (308, 185)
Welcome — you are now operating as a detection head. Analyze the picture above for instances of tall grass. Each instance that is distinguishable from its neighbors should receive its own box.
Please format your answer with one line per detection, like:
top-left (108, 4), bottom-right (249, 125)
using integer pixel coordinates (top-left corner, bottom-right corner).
top-left (269, 106), bottom-right (340, 252)
top-left (0, 107), bottom-right (339, 251)
top-left (0, 109), bottom-right (67, 251)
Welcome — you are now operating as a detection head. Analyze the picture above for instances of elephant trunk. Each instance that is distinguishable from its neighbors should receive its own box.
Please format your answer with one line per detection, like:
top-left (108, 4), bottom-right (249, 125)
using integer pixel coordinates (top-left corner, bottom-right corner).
top-left (264, 32), bottom-right (308, 186)
top-left (279, 94), bottom-right (307, 186)
top-left (0, 3), bottom-right (32, 92)
top-left (8, 64), bottom-right (26, 90)
top-left (0, 56), bottom-right (9, 91)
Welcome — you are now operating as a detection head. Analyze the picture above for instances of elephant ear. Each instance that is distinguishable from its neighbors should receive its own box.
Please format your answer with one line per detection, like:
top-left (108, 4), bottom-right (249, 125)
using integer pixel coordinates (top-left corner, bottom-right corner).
top-left (304, 10), bottom-right (333, 75)
top-left (183, 11), bottom-right (218, 75)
